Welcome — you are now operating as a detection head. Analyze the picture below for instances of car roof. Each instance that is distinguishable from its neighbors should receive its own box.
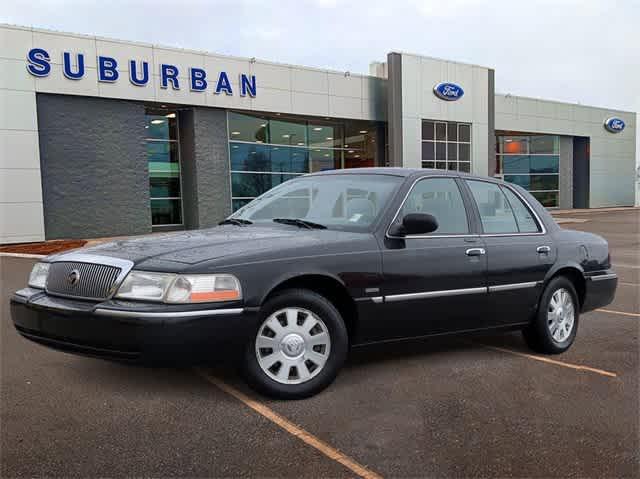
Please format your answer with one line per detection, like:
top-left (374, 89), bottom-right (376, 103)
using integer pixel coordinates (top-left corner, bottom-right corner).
top-left (306, 167), bottom-right (481, 180)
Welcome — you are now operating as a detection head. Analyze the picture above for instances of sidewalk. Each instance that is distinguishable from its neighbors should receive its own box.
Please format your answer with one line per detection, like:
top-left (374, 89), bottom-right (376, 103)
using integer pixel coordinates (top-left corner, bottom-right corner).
top-left (552, 206), bottom-right (639, 215)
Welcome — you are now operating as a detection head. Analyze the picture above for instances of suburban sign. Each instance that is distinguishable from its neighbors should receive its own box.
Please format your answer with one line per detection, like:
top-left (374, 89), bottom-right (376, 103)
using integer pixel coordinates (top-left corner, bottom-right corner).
top-left (26, 48), bottom-right (257, 97)
top-left (604, 117), bottom-right (625, 133)
top-left (433, 82), bottom-right (464, 101)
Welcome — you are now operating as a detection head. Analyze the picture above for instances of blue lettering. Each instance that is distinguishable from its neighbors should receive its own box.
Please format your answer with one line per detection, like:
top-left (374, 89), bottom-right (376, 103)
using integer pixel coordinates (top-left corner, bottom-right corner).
top-left (215, 71), bottom-right (233, 95)
top-left (62, 52), bottom-right (85, 80)
top-left (26, 48), bottom-right (51, 77)
top-left (129, 60), bottom-right (149, 86)
top-left (160, 64), bottom-right (180, 90)
top-left (240, 74), bottom-right (256, 97)
top-left (97, 56), bottom-right (119, 82)
top-left (190, 68), bottom-right (207, 91)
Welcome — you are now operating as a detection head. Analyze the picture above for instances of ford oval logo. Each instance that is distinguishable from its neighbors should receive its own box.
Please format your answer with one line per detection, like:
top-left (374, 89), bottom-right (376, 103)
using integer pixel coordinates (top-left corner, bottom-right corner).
top-left (604, 117), bottom-right (625, 133)
top-left (434, 82), bottom-right (464, 101)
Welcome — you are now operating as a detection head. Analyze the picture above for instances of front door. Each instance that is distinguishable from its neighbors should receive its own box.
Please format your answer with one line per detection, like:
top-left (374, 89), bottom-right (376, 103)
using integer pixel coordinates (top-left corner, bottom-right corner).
top-left (376, 177), bottom-right (488, 341)
top-left (463, 179), bottom-right (556, 326)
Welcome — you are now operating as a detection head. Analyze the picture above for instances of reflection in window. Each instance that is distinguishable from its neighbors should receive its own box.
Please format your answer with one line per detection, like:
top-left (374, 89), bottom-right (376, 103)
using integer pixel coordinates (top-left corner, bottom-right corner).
top-left (228, 112), bottom-right (382, 209)
top-left (400, 178), bottom-right (469, 234)
top-left (146, 110), bottom-right (182, 227)
top-left (466, 180), bottom-right (519, 234)
top-left (501, 186), bottom-right (540, 233)
top-left (421, 120), bottom-right (472, 172)
top-left (495, 134), bottom-right (560, 207)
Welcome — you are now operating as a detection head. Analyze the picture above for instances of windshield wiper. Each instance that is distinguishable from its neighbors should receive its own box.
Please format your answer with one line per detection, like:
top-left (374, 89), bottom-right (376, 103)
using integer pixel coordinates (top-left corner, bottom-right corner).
top-left (273, 218), bottom-right (327, 230)
top-left (218, 218), bottom-right (253, 226)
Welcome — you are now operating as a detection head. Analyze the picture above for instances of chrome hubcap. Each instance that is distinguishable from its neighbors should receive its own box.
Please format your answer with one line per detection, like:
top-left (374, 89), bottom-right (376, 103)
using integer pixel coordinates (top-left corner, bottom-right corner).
top-left (547, 288), bottom-right (575, 343)
top-left (255, 307), bottom-right (331, 385)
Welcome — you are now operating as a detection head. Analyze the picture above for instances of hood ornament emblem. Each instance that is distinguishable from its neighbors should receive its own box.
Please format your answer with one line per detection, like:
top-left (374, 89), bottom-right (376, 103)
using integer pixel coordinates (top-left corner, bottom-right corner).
top-left (67, 269), bottom-right (80, 286)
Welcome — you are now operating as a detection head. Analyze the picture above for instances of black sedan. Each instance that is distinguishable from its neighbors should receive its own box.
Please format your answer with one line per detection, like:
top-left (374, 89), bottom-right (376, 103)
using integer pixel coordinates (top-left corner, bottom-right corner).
top-left (10, 168), bottom-right (617, 398)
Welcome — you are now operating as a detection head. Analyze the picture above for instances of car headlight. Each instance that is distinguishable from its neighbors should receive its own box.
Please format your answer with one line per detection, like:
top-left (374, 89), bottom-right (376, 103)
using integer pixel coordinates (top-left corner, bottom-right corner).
top-left (28, 262), bottom-right (50, 289)
top-left (115, 271), bottom-right (242, 304)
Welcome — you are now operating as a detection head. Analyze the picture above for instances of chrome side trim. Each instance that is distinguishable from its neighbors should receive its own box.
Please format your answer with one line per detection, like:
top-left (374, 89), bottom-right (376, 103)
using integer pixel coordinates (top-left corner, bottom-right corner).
top-left (385, 286), bottom-right (486, 302)
top-left (488, 281), bottom-right (538, 293)
top-left (94, 307), bottom-right (244, 319)
top-left (589, 273), bottom-right (618, 282)
top-left (354, 296), bottom-right (384, 303)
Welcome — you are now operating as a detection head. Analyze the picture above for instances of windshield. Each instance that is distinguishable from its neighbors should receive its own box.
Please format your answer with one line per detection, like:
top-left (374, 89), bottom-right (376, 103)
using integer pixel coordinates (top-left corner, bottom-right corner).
top-left (229, 174), bottom-right (403, 231)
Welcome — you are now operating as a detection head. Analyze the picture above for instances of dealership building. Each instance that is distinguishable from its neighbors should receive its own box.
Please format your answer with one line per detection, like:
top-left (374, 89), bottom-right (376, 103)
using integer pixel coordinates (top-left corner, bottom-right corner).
top-left (1, 24), bottom-right (637, 244)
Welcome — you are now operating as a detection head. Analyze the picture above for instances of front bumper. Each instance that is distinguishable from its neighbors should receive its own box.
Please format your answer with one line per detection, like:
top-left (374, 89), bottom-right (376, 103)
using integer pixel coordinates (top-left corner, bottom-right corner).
top-left (582, 270), bottom-right (618, 313)
top-left (10, 288), bottom-right (258, 363)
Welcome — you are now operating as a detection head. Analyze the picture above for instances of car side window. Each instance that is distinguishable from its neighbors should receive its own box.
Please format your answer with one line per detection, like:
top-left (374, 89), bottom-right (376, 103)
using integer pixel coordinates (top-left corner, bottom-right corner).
top-left (500, 186), bottom-right (541, 233)
top-left (399, 177), bottom-right (469, 234)
top-left (466, 180), bottom-right (519, 234)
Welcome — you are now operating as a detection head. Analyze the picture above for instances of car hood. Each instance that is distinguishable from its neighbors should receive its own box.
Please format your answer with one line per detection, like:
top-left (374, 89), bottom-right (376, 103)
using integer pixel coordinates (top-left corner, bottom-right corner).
top-left (51, 225), bottom-right (369, 271)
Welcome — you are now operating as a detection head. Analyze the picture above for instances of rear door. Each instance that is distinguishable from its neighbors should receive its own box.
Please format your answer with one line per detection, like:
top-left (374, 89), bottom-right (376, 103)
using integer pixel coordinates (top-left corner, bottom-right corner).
top-left (462, 179), bottom-right (556, 326)
top-left (373, 176), bottom-right (488, 341)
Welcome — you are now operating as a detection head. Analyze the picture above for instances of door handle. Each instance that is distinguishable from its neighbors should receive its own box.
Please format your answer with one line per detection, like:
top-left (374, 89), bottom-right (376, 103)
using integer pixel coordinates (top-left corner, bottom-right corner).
top-left (466, 248), bottom-right (486, 256)
top-left (537, 245), bottom-right (551, 254)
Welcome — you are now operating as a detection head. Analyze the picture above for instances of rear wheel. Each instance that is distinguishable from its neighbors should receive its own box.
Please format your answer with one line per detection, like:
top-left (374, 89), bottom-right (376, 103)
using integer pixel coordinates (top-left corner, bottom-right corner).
top-left (523, 276), bottom-right (579, 354)
top-left (243, 289), bottom-right (348, 399)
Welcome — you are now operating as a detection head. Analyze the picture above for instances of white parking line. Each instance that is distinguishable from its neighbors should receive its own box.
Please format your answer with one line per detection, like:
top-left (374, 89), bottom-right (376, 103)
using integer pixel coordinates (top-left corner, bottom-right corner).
top-left (195, 368), bottom-right (383, 479)
top-left (613, 263), bottom-right (640, 270)
top-left (477, 344), bottom-right (618, 378)
top-left (596, 308), bottom-right (640, 318)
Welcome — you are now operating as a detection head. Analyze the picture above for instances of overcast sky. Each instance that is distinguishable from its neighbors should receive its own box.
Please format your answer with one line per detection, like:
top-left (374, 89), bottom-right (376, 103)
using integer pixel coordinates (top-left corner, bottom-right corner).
top-left (2, 0), bottom-right (639, 115)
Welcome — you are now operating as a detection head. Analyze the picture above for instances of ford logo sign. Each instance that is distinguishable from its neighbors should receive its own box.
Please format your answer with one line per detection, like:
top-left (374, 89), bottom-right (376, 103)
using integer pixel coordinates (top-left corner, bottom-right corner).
top-left (604, 117), bottom-right (625, 133)
top-left (434, 82), bottom-right (464, 101)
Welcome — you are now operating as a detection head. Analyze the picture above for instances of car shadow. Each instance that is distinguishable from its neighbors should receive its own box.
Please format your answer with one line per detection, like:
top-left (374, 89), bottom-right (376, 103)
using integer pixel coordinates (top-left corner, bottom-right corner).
top-left (346, 329), bottom-right (529, 368)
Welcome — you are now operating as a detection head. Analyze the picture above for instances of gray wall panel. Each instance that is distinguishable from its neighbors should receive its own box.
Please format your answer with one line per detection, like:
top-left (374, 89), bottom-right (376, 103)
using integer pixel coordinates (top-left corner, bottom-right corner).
top-left (487, 69), bottom-right (496, 176)
top-left (559, 136), bottom-right (574, 209)
top-left (386, 53), bottom-right (403, 167)
top-left (36, 93), bottom-right (150, 240)
top-left (183, 107), bottom-right (231, 228)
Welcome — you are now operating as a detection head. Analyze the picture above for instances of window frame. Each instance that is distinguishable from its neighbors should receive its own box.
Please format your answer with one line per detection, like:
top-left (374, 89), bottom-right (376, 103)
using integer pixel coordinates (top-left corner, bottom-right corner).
top-left (421, 120), bottom-right (472, 172)
top-left (386, 175), bottom-right (475, 239)
top-left (145, 110), bottom-right (185, 229)
top-left (461, 178), bottom-right (546, 237)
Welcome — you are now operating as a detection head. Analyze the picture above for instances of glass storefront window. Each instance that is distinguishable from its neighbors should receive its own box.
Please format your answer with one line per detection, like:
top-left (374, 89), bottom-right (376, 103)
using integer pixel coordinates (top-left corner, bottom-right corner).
top-left (530, 135), bottom-right (559, 154)
top-left (421, 120), bottom-right (472, 172)
top-left (146, 114), bottom-right (177, 141)
top-left (150, 199), bottom-right (182, 226)
top-left (228, 112), bottom-right (269, 143)
top-left (228, 112), bottom-right (382, 210)
top-left (146, 109), bottom-right (183, 227)
top-left (496, 134), bottom-right (560, 207)
top-left (308, 123), bottom-right (343, 149)
top-left (270, 119), bottom-right (307, 146)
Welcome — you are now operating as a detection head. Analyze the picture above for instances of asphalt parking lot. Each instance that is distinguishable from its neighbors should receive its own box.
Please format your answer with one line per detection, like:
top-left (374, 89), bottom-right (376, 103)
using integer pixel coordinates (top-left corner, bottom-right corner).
top-left (1, 209), bottom-right (638, 478)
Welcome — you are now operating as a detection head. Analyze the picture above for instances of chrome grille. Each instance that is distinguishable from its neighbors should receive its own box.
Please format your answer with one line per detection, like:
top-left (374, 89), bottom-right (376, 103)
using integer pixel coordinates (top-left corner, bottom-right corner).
top-left (46, 261), bottom-right (122, 300)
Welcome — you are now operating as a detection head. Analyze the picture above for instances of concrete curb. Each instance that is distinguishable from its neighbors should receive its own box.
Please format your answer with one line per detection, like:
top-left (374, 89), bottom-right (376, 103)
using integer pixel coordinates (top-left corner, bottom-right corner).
top-left (0, 252), bottom-right (46, 259)
top-left (552, 206), bottom-right (640, 215)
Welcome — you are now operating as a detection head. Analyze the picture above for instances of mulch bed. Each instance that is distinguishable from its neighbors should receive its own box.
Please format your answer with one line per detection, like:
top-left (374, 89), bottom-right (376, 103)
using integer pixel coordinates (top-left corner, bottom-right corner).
top-left (0, 240), bottom-right (87, 255)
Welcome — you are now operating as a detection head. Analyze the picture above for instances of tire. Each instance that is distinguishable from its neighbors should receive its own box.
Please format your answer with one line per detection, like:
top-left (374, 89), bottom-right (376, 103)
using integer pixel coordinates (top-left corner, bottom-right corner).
top-left (243, 289), bottom-right (349, 399)
top-left (523, 276), bottom-right (580, 354)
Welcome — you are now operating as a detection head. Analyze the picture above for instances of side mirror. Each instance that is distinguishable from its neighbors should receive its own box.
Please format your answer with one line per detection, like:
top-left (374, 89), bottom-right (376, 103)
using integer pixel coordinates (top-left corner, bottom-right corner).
top-left (389, 213), bottom-right (439, 236)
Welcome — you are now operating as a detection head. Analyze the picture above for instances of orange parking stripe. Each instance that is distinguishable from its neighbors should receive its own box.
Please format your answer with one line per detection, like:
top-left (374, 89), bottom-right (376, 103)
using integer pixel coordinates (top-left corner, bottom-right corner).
top-left (478, 344), bottom-right (617, 378)
top-left (195, 369), bottom-right (383, 479)
top-left (596, 308), bottom-right (640, 318)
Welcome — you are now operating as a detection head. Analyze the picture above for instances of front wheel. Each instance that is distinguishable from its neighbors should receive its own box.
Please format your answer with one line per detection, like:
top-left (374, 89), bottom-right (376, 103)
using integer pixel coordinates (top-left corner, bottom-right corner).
top-left (523, 276), bottom-right (579, 354)
top-left (243, 289), bottom-right (348, 399)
